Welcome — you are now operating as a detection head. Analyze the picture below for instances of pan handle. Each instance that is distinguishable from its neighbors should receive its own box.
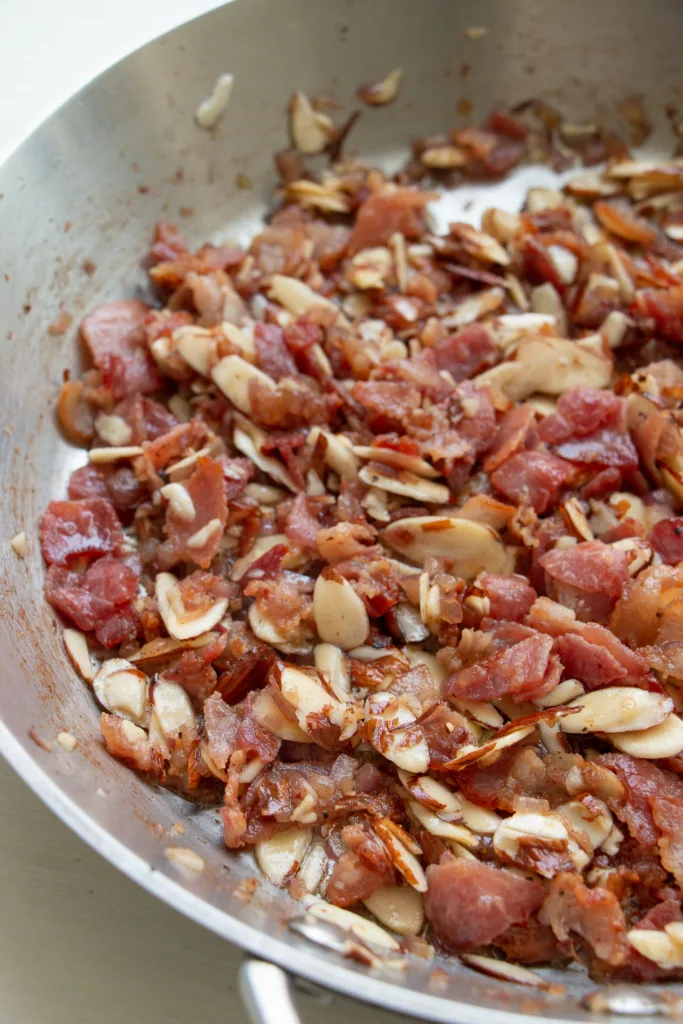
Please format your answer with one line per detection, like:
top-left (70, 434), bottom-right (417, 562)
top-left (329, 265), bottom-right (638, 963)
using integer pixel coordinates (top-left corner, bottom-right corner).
top-left (239, 958), bottom-right (304, 1024)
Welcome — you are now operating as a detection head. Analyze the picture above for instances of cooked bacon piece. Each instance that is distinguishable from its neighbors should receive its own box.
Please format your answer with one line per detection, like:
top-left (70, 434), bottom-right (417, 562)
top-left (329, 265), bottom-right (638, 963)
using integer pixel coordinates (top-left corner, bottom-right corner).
top-left (249, 220), bottom-right (310, 277)
top-left (483, 405), bottom-right (536, 474)
top-left (421, 702), bottom-right (476, 766)
top-left (352, 380), bottom-right (421, 433)
top-left (432, 324), bottom-right (497, 382)
top-left (539, 540), bottom-right (629, 623)
top-left (113, 395), bottom-right (177, 445)
top-left (490, 451), bottom-right (572, 514)
top-left (67, 464), bottom-right (147, 512)
top-left (217, 624), bottom-right (277, 704)
top-left (316, 522), bottom-right (377, 564)
top-left (67, 464), bottom-right (110, 501)
top-left (538, 388), bottom-right (625, 444)
top-left (477, 573), bottom-right (537, 622)
top-left (444, 633), bottom-right (554, 701)
top-left (555, 633), bottom-right (628, 689)
top-left (597, 754), bottom-right (676, 847)
top-left (649, 517), bottom-right (683, 565)
top-left (254, 322), bottom-right (298, 381)
top-left (652, 794), bottom-right (683, 887)
top-left (611, 564), bottom-right (683, 649)
top-left (163, 635), bottom-right (227, 704)
top-left (249, 378), bottom-right (340, 432)
top-left (626, 900), bottom-right (683, 982)
top-left (348, 189), bottom-right (434, 255)
top-left (326, 822), bottom-right (394, 907)
top-left (555, 430), bottom-right (639, 469)
top-left (424, 858), bottom-right (544, 951)
top-left (244, 573), bottom-right (312, 638)
top-left (81, 300), bottom-right (162, 398)
top-left (541, 873), bottom-right (629, 966)
top-left (41, 498), bottom-right (124, 566)
top-left (141, 420), bottom-right (209, 473)
top-left (632, 286), bottom-right (683, 342)
top-left (100, 713), bottom-right (157, 774)
top-left (285, 494), bottom-right (324, 553)
top-left (162, 456), bottom-right (227, 569)
top-left (493, 919), bottom-right (567, 965)
top-left (45, 556), bottom-right (138, 643)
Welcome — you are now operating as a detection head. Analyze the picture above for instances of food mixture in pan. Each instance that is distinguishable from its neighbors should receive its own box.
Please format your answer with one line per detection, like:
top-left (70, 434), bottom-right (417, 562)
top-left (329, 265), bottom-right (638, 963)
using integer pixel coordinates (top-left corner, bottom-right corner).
top-left (38, 85), bottom-right (683, 985)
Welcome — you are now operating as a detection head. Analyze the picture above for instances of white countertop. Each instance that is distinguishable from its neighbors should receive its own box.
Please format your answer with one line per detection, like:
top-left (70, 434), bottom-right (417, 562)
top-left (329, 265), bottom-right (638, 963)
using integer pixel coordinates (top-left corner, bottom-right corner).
top-left (0, 4), bottom-right (411, 1022)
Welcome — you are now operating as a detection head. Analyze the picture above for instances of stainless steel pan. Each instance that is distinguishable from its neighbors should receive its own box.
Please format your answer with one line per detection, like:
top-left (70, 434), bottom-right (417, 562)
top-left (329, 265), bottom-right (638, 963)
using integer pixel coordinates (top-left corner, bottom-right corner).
top-left (1, 2), bottom-right (682, 1021)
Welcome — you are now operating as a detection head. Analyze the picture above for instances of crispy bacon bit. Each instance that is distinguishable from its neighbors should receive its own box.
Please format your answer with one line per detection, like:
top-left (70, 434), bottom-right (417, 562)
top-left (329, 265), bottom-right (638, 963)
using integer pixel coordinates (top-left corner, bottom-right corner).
top-left (542, 873), bottom-right (629, 966)
top-left (41, 499), bottom-right (124, 566)
top-left (648, 517), bottom-right (683, 565)
top-left (477, 573), bottom-right (537, 622)
top-left (81, 300), bottom-right (162, 397)
top-left (539, 540), bottom-right (629, 623)
top-left (424, 859), bottom-right (544, 951)
top-left (348, 189), bottom-right (435, 255)
top-left (444, 633), bottom-right (554, 702)
top-left (490, 451), bottom-right (573, 515)
top-left (162, 457), bottom-right (227, 568)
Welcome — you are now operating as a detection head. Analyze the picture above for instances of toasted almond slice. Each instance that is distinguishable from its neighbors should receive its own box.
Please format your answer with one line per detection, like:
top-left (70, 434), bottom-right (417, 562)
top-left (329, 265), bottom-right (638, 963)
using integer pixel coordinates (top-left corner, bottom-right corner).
top-left (307, 901), bottom-right (400, 951)
top-left (298, 844), bottom-right (329, 894)
top-left (452, 698), bottom-right (504, 729)
top-left (365, 693), bottom-right (430, 774)
top-left (534, 678), bottom-right (585, 708)
top-left (546, 245), bottom-right (578, 285)
top-left (10, 530), bottom-right (26, 558)
top-left (531, 283), bottom-right (567, 336)
top-left (165, 846), bottom-right (206, 874)
top-left (460, 954), bottom-right (548, 988)
top-left (494, 811), bottom-right (570, 877)
top-left (211, 354), bottom-right (275, 415)
top-left (359, 465), bottom-right (450, 505)
top-left (557, 798), bottom-right (613, 850)
top-left (56, 731), bottom-right (78, 752)
top-left (95, 413), bottom-right (133, 446)
top-left (151, 680), bottom-right (197, 738)
top-left (439, 708), bottom-right (578, 771)
top-left (374, 818), bottom-right (427, 892)
top-left (665, 922), bottom-right (683, 951)
top-left (63, 628), bottom-right (95, 682)
top-left (160, 482), bottom-right (196, 522)
top-left (308, 427), bottom-right (359, 481)
top-left (89, 446), bottom-right (143, 463)
top-left (404, 647), bottom-right (446, 686)
top-left (454, 224), bottom-right (510, 267)
top-left (186, 518), bottom-right (223, 550)
top-left (383, 516), bottom-right (509, 579)
top-left (627, 929), bottom-right (683, 968)
top-left (174, 325), bottom-right (215, 375)
top-left (279, 665), bottom-right (338, 724)
top-left (155, 572), bottom-right (229, 640)
top-left (610, 713), bottom-right (683, 758)
top-left (248, 604), bottom-right (311, 656)
top-left (601, 310), bottom-right (633, 349)
top-left (256, 827), bottom-right (312, 886)
top-left (364, 886), bottom-right (424, 937)
top-left (230, 534), bottom-right (292, 581)
top-left (407, 801), bottom-right (479, 848)
top-left (129, 633), bottom-right (219, 668)
top-left (234, 422), bottom-right (298, 492)
top-left (400, 773), bottom-right (500, 833)
top-left (394, 603), bottom-right (430, 644)
top-left (482, 208), bottom-right (522, 245)
top-left (447, 286), bottom-right (506, 327)
top-left (290, 92), bottom-right (331, 154)
top-left (195, 72), bottom-right (234, 129)
top-left (560, 687), bottom-right (673, 735)
top-left (269, 275), bottom-right (337, 317)
top-left (352, 445), bottom-right (439, 479)
top-left (167, 445), bottom-right (215, 482)
top-left (513, 335), bottom-right (612, 399)
top-left (313, 573), bottom-right (369, 650)
top-left (421, 145), bottom-right (467, 169)
top-left (286, 179), bottom-right (350, 215)
top-left (94, 659), bottom-right (148, 726)
top-left (252, 689), bottom-right (309, 742)
top-left (566, 173), bottom-right (620, 198)
top-left (348, 247), bottom-right (393, 289)
top-left (314, 644), bottom-right (353, 701)
top-left (358, 68), bottom-right (403, 106)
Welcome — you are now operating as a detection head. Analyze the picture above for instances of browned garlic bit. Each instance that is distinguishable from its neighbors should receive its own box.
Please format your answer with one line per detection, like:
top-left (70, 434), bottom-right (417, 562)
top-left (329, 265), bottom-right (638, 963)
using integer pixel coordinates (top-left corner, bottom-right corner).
top-left (40, 84), bottom-right (683, 986)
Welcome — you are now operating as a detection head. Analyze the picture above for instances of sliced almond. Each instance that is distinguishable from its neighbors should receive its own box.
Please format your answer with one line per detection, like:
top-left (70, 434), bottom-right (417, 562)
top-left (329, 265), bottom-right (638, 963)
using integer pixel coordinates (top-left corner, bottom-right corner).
top-left (534, 678), bottom-right (584, 708)
top-left (404, 647), bottom-right (446, 686)
top-left (252, 689), bottom-right (309, 742)
top-left (364, 886), bottom-right (424, 937)
top-left (211, 354), bottom-right (275, 415)
top-left (313, 573), bottom-right (369, 650)
top-left (195, 72), bottom-right (234, 130)
top-left (290, 92), bottom-right (331, 154)
top-left (286, 179), bottom-right (350, 215)
top-left (557, 798), bottom-right (613, 851)
top-left (400, 773), bottom-right (500, 833)
top-left (95, 413), bottom-right (133, 446)
top-left (234, 421), bottom-right (298, 492)
top-left (298, 844), bottom-right (329, 894)
top-left (307, 901), bottom-right (400, 951)
top-left (439, 708), bottom-right (578, 771)
top-left (352, 445), bottom-right (439, 479)
top-left (365, 693), bottom-right (430, 774)
top-left (531, 283), bottom-right (567, 336)
top-left (482, 208), bottom-right (522, 245)
top-left (546, 245), bottom-right (578, 285)
top-left (56, 731), bottom-right (78, 753)
top-left (446, 286), bottom-right (505, 327)
top-left (10, 530), bottom-right (26, 558)
top-left (348, 247), bottom-right (393, 290)
top-left (174, 325), bottom-right (216, 375)
top-left (308, 427), bottom-right (359, 480)
top-left (358, 68), bottom-right (403, 107)
top-left (601, 310), bottom-right (633, 349)
top-left (155, 572), bottom-right (229, 640)
top-left (186, 518), bottom-right (223, 550)
top-left (453, 224), bottom-right (510, 267)
top-left (383, 516), bottom-right (509, 579)
top-left (407, 801), bottom-right (478, 848)
top-left (560, 687), bottom-right (673, 735)
top-left (494, 811), bottom-right (570, 877)
top-left (89, 446), bottom-right (143, 463)
top-left (394, 603), bottom-right (430, 644)
top-left (256, 827), bottom-right (312, 886)
top-left (164, 846), bottom-right (206, 874)
top-left (359, 465), bottom-right (450, 505)
top-left (610, 713), bottom-right (683, 758)
top-left (160, 482), bottom-right (196, 523)
top-left (93, 659), bottom-right (148, 726)
top-left (460, 954), bottom-right (548, 989)
top-left (248, 604), bottom-right (312, 656)
top-left (314, 644), bottom-right (353, 701)
top-left (421, 146), bottom-right (467, 169)
top-left (451, 698), bottom-right (504, 729)
top-left (373, 818), bottom-right (427, 892)
top-left (63, 628), bottom-right (95, 682)
top-left (269, 275), bottom-right (337, 317)
top-left (230, 534), bottom-right (292, 581)
top-left (167, 445), bottom-right (214, 482)
top-left (279, 665), bottom-right (338, 732)
top-left (151, 679), bottom-right (197, 738)
top-left (627, 929), bottom-right (683, 969)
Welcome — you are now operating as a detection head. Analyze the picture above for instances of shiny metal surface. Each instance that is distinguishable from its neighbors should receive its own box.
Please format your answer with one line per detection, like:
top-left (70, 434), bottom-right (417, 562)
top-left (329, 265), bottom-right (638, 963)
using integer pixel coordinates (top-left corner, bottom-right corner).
top-left (1, 1), bottom-right (683, 1021)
